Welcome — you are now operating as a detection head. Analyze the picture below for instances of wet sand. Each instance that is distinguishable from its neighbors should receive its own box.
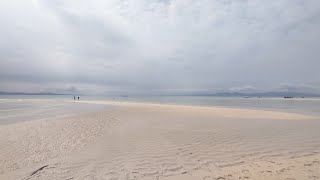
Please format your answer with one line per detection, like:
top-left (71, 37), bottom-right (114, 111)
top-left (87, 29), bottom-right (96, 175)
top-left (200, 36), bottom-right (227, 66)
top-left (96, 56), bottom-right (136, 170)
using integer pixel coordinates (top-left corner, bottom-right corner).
top-left (0, 100), bottom-right (319, 180)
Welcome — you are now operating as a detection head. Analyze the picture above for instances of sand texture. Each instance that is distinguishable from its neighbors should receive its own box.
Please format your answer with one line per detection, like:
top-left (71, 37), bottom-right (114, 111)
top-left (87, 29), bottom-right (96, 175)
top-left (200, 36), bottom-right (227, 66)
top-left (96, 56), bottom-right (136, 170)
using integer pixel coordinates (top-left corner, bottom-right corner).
top-left (0, 101), bottom-right (319, 180)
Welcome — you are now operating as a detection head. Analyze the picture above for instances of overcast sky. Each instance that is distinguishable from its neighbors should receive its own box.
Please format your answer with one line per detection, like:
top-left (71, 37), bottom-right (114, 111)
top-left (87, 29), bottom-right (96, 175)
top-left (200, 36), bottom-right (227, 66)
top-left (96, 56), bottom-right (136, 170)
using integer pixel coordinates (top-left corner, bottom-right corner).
top-left (1, 0), bottom-right (320, 95)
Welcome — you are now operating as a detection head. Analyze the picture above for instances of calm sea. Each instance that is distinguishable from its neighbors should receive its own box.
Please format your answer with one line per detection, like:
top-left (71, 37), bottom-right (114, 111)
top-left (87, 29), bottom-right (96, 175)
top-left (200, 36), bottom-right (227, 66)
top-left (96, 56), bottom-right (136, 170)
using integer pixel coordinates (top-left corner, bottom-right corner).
top-left (1, 95), bottom-right (320, 124)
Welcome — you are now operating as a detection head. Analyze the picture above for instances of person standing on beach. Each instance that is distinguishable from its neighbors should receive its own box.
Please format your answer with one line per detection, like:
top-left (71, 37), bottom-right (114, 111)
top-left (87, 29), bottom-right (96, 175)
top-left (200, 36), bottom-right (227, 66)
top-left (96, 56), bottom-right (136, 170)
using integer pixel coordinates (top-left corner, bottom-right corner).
top-left (78, 97), bottom-right (80, 101)
top-left (74, 96), bottom-right (76, 101)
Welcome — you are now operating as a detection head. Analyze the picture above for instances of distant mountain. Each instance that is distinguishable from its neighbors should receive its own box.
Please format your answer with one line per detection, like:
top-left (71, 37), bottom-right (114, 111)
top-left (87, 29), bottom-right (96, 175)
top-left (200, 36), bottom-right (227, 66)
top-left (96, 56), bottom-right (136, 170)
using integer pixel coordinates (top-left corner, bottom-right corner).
top-left (1, 91), bottom-right (319, 98)
top-left (0, 91), bottom-right (71, 95)
top-left (249, 91), bottom-right (320, 98)
top-left (189, 91), bottom-right (320, 98)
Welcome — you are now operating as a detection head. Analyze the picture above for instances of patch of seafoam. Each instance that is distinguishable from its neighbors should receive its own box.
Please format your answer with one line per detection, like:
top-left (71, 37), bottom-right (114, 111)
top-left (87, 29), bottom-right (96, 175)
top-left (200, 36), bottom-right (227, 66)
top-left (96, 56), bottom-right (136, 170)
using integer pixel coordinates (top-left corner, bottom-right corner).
top-left (0, 101), bottom-right (319, 180)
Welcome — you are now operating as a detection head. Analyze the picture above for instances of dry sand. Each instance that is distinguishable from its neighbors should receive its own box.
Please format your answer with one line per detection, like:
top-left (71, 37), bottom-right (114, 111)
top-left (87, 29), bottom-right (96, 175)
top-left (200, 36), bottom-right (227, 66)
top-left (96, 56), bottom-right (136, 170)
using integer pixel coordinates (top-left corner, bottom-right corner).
top-left (0, 100), bottom-right (319, 180)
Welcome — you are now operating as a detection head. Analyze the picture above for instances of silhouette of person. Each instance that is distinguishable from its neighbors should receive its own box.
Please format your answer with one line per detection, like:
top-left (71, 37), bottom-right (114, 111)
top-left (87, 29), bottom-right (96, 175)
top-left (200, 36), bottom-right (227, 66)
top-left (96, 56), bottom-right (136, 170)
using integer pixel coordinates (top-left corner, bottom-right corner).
top-left (78, 97), bottom-right (80, 101)
top-left (74, 96), bottom-right (76, 101)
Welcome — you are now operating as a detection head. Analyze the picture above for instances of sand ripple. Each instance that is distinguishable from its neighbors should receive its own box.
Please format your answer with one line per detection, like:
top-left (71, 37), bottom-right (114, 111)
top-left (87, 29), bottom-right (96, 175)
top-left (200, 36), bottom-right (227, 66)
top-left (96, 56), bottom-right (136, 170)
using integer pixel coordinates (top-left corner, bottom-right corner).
top-left (0, 102), bottom-right (319, 180)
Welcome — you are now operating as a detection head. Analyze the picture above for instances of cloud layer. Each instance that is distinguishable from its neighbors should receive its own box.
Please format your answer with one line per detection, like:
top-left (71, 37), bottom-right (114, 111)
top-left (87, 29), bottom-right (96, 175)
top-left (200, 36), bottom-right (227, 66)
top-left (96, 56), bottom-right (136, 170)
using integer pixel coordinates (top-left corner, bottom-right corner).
top-left (1, 0), bottom-right (320, 94)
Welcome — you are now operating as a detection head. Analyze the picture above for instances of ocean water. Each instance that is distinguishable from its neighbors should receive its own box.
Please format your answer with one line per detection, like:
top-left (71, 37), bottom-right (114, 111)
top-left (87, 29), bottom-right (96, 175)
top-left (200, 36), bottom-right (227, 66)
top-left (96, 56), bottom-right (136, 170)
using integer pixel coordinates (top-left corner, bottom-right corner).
top-left (119, 96), bottom-right (320, 116)
top-left (0, 95), bottom-right (320, 124)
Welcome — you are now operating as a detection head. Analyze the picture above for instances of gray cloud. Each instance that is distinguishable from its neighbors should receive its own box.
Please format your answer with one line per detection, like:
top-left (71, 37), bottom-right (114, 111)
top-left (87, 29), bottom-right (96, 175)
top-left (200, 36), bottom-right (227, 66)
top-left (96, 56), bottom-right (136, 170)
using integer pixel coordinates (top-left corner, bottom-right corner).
top-left (1, 0), bottom-right (320, 95)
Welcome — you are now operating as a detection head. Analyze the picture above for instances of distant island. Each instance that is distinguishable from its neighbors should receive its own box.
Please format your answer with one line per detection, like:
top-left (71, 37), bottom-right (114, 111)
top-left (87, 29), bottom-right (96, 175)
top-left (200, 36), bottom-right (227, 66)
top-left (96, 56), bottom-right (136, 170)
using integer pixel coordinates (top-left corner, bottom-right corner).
top-left (1, 91), bottom-right (320, 98)
top-left (178, 91), bottom-right (320, 98)
top-left (0, 91), bottom-right (72, 96)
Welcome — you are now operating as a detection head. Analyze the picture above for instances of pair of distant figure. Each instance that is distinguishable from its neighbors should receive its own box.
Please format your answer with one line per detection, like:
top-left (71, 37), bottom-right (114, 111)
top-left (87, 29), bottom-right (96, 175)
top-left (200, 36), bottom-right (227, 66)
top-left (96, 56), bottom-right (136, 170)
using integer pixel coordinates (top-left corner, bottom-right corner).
top-left (74, 96), bottom-right (80, 101)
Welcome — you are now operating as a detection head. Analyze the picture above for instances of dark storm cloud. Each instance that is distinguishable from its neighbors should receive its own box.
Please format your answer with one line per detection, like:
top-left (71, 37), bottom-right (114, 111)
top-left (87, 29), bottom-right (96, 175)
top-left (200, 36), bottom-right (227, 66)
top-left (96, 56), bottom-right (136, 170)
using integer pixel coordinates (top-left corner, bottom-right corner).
top-left (1, 0), bottom-right (320, 94)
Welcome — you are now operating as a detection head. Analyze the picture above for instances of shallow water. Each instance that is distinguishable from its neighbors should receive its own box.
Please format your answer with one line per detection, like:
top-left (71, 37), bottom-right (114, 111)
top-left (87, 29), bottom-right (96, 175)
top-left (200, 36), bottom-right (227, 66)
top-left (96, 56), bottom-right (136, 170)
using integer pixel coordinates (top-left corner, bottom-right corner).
top-left (122, 96), bottom-right (320, 116)
top-left (1, 95), bottom-right (320, 124)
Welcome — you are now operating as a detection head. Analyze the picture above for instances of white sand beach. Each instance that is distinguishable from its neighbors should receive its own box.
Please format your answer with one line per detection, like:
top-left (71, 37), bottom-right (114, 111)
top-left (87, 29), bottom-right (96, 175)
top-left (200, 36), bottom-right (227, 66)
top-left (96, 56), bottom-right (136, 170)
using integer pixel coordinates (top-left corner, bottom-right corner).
top-left (0, 100), bottom-right (319, 180)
